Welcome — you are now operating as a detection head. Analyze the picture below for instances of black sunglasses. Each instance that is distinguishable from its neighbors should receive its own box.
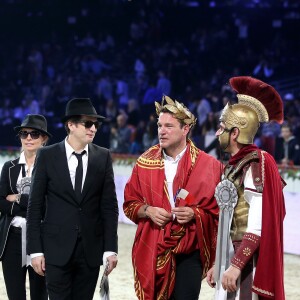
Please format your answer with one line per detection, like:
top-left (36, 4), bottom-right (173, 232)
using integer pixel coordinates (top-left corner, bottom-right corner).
top-left (18, 130), bottom-right (42, 139)
top-left (78, 120), bottom-right (101, 129)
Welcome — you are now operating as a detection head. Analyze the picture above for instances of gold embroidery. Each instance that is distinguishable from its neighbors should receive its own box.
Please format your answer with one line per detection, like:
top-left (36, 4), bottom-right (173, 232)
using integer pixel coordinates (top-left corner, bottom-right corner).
top-left (237, 94), bottom-right (269, 122)
top-left (261, 151), bottom-right (266, 188)
top-left (242, 247), bottom-right (251, 256)
top-left (252, 285), bottom-right (274, 297)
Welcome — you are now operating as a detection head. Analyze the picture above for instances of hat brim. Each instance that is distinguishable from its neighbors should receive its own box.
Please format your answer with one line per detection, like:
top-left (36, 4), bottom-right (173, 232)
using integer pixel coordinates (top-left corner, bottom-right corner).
top-left (14, 126), bottom-right (52, 138)
top-left (61, 114), bottom-right (106, 123)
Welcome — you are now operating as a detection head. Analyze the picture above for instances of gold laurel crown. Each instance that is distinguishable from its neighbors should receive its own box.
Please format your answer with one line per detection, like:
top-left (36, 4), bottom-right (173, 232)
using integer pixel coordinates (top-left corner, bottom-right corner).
top-left (155, 95), bottom-right (197, 128)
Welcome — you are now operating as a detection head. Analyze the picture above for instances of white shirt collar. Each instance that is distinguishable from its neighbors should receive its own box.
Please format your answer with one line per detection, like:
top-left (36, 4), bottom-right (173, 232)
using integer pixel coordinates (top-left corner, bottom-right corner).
top-left (163, 146), bottom-right (187, 163)
top-left (18, 151), bottom-right (26, 164)
top-left (64, 138), bottom-right (89, 160)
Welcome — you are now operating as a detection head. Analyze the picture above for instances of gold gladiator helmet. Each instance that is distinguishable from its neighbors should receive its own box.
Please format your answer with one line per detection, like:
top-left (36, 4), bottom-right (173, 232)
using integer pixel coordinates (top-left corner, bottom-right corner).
top-left (220, 77), bottom-right (284, 145)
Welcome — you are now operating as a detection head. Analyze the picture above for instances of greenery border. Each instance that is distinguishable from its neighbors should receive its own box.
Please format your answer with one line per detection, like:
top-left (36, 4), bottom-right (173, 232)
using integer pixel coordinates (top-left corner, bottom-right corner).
top-left (1, 148), bottom-right (299, 179)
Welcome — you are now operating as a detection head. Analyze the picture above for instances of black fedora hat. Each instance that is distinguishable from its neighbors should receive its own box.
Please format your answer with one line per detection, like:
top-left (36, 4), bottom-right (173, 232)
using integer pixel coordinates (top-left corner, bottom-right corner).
top-left (62, 98), bottom-right (105, 122)
top-left (14, 114), bottom-right (52, 137)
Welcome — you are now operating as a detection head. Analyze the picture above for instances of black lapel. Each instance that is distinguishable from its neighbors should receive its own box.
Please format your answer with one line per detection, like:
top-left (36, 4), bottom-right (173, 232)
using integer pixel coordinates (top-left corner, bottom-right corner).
top-left (8, 158), bottom-right (21, 194)
top-left (81, 144), bottom-right (100, 202)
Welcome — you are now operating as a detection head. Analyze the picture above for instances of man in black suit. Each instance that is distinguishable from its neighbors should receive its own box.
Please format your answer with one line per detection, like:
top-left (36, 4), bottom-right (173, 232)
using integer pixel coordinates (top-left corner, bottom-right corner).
top-left (275, 122), bottom-right (300, 166)
top-left (27, 98), bottom-right (119, 300)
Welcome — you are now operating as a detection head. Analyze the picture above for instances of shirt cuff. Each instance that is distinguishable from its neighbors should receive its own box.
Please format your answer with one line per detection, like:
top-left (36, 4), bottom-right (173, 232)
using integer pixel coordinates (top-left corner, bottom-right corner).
top-left (30, 253), bottom-right (44, 259)
top-left (102, 251), bottom-right (117, 265)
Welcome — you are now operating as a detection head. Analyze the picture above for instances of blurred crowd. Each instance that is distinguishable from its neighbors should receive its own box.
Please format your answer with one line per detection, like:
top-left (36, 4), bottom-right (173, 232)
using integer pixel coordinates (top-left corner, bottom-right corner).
top-left (1, 1), bottom-right (300, 164)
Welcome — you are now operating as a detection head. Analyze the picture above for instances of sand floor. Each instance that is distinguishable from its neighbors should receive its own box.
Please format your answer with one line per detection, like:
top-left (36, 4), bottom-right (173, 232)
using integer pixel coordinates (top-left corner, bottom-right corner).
top-left (0, 223), bottom-right (299, 299)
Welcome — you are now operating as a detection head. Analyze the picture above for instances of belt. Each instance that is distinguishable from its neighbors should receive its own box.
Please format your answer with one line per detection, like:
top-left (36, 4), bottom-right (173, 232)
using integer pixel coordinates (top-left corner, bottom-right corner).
top-left (10, 226), bottom-right (22, 234)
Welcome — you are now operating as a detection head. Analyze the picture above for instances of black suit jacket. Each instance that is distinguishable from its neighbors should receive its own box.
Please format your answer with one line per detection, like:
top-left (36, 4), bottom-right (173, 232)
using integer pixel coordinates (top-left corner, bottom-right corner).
top-left (26, 141), bottom-right (119, 267)
top-left (0, 158), bottom-right (29, 259)
top-left (275, 136), bottom-right (300, 165)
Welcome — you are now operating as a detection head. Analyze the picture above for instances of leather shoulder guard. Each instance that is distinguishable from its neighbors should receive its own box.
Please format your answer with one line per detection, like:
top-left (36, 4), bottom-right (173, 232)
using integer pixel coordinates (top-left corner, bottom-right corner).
top-left (250, 150), bottom-right (264, 193)
top-left (225, 151), bottom-right (260, 188)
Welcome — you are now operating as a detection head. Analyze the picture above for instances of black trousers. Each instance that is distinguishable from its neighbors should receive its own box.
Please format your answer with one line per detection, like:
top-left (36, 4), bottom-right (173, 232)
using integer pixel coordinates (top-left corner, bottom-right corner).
top-left (171, 250), bottom-right (203, 300)
top-left (1, 227), bottom-right (48, 300)
top-left (45, 237), bottom-right (100, 300)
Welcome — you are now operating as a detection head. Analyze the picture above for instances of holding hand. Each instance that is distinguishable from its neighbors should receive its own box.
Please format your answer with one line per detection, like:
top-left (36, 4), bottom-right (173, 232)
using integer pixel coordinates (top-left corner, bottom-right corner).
top-left (171, 206), bottom-right (195, 224)
top-left (221, 265), bottom-right (241, 292)
top-left (31, 255), bottom-right (46, 276)
top-left (145, 206), bottom-right (172, 227)
top-left (206, 266), bottom-right (216, 288)
top-left (6, 194), bottom-right (19, 203)
top-left (105, 254), bottom-right (118, 275)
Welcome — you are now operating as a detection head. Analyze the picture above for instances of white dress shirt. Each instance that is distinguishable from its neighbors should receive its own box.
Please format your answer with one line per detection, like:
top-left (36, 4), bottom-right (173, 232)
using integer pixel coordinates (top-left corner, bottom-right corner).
top-left (64, 138), bottom-right (88, 191)
top-left (163, 147), bottom-right (187, 208)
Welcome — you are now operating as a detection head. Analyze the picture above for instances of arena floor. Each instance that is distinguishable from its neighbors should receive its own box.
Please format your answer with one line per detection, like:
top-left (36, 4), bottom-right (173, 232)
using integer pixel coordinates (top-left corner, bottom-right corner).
top-left (0, 223), bottom-right (299, 299)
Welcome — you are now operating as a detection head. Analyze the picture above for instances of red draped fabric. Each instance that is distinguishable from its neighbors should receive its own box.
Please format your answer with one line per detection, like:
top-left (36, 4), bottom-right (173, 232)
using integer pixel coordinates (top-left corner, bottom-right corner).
top-left (252, 151), bottom-right (286, 299)
top-left (230, 145), bottom-right (286, 299)
top-left (124, 140), bottom-right (222, 300)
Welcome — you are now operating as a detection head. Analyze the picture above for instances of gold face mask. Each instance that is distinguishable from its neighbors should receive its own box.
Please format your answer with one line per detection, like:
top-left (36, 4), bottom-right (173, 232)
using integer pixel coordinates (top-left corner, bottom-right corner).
top-left (217, 125), bottom-right (232, 151)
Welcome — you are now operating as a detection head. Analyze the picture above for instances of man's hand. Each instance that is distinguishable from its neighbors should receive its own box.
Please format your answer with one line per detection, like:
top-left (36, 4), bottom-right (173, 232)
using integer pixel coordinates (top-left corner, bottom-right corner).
top-left (31, 255), bottom-right (46, 276)
top-left (105, 254), bottom-right (118, 275)
top-left (146, 206), bottom-right (172, 227)
top-left (172, 206), bottom-right (194, 224)
top-left (221, 265), bottom-right (241, 292)
top-left (206, 266), bottom-right (216, 288)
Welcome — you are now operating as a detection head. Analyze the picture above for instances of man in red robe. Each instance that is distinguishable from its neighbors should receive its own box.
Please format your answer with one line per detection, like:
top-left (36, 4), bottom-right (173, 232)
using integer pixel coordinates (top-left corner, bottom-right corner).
top-left (206, 76), bottom-right (286, 299)
top-left (124, 96), bottom-right (223, 300)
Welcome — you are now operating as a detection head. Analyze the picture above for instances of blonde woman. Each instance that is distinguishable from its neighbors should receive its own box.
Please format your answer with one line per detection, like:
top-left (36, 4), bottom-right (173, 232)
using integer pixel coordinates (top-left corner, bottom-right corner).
top-left (0, 114), bottom-right (51, 300)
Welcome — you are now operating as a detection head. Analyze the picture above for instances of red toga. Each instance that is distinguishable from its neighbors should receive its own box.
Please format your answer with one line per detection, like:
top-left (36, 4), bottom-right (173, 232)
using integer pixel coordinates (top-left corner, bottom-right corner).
top-left (123, 140), bottom-right (223, 300)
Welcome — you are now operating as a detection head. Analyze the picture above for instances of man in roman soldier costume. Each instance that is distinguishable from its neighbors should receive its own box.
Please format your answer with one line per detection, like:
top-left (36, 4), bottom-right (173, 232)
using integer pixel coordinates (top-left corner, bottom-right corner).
top-left (206, 76), bottom-right (286, 300)
top-left (124, 96), bottom-right (223, 300)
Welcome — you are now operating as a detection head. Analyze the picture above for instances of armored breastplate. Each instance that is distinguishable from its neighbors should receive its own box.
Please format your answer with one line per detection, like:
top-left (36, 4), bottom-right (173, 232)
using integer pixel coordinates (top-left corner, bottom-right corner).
top-left (224, 151), bottom-right (261, 241)
top-left (230, 183), bottom-right (249, 241)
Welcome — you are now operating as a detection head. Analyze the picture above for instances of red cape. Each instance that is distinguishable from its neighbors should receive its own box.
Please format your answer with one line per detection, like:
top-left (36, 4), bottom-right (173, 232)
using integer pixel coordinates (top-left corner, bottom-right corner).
top-left (252, 151), bottom-right (286, 299)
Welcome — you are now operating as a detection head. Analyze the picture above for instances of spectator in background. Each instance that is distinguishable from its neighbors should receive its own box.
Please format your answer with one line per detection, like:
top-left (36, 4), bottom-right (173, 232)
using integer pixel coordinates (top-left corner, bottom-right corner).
top-left (156, 70), bottom-right (171, 97)
top-left (0, 114), bottom-right (50, 300)
top-left (142, 81), bottom-right (161, 119)
top-left (110, 114), bottom-right (132, 153)
top-left (275, 122), bottom-right (300, 166)
top-left (116, 77), bottom-right (129, 110)
top-left (95, 75), bottom-right (113, 102)
top-left (130, 120), bottom-right (145, 154)
top-left (142, 114), bottom-right (159, 151)
top-left (196, 97), bottom-right (212, 132)
top-left (1, 97), bottom-right (14, 126)
top-left (127, 98), bottom-right (140, 127)
top-left (201, 112), bottom-right (219, 158)
top-left (253, 57), bottom-right (274, 79)
top-left (260, 121), bottom-right (281, 156)
top-left (134, 56), bottom-right (146, 79)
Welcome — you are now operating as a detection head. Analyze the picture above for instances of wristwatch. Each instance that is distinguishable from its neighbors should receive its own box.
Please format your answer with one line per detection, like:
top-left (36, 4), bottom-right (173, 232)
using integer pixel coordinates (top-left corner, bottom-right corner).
top-left (144, 205), bottom-right (150, 218)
